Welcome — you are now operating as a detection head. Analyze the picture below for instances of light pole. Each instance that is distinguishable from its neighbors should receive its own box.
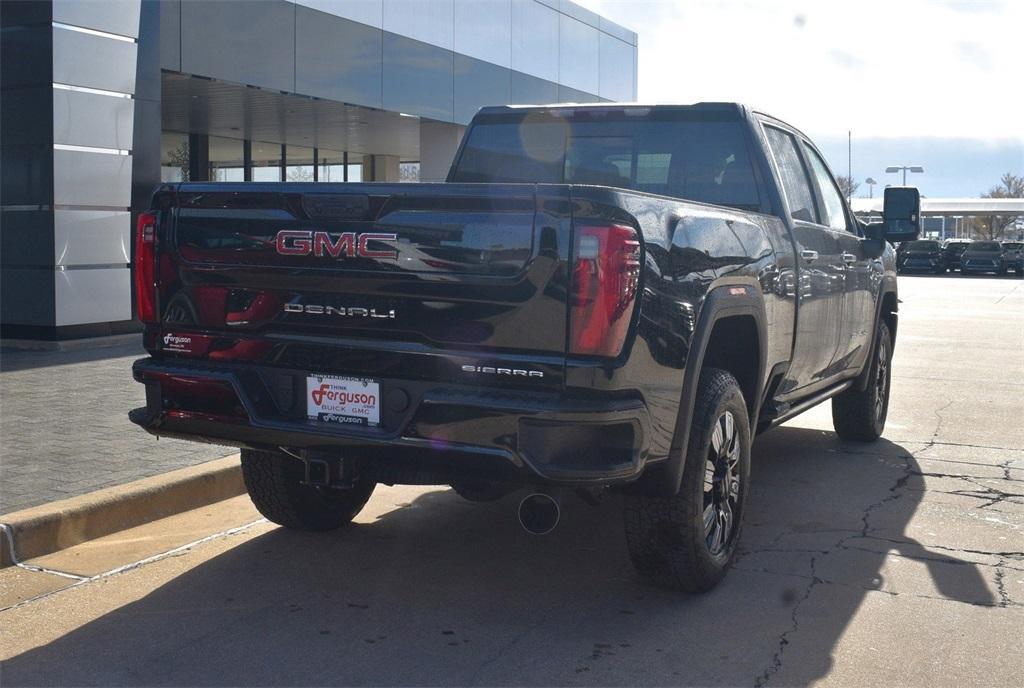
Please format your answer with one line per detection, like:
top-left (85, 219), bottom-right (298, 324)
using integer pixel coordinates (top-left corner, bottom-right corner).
top-left (865, 177), bottom-right (877, 198)
top-left (885, 165), bottom-right (924, 186)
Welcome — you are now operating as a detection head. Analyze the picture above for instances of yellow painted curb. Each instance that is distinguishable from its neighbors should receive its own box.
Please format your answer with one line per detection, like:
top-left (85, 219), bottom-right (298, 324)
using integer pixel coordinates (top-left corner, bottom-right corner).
top-left (1, 455), bottom-right (244, 567)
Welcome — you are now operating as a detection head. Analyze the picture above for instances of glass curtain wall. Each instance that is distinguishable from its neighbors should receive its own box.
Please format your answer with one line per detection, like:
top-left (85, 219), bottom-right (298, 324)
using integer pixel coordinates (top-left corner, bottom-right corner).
top-left (252, 141), bottom-right (283, 181)
top-left (159, 132), bottom-right (371, 183)
top-left (286, 145), bottom-right (315, 182)
top-left (161, 131), bottom-right (189, 182)
top-left (319, 150), bottom-right (345, 182)
top-left (209, 136), bottom-right (244, 181)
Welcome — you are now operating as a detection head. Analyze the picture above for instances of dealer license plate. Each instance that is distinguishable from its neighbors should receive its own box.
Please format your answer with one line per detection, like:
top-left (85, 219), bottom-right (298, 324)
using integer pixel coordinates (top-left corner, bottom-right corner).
top-left (306, 374), bottom-right (380, 426)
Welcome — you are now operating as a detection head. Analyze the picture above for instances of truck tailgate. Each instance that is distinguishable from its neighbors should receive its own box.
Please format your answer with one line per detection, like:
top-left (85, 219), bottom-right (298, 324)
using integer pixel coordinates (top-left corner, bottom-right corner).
top-left (154, 183), bottom-right (570, 386)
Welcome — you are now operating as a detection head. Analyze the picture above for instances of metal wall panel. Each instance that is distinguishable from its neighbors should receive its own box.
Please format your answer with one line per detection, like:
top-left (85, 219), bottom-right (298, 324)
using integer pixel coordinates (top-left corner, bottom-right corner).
top-left (0, 211), bottom-right (54, 268)
top-left (1, 269), bottom-right (55, 326)
top-left (558, 84), bottom-right (597, 103)
top-left (53, 150), bottom-right (133, 208)
top-left (511, 0), bottom-right (558, 83)
top-left (159, 0), bottom-right (181, 71)
top-left (599, 16), bottom-right (636, 45)
top-left (293, 0), bottom-right (383, 28)
top-left (382, 0), bottom-right (454, 50)
top-left (52, 0), bottom-right (141, 38)
top-left (559, 0), bottom-right (599, 28)
top-left (0, 144), bottom-right (55, 206)
top-left (52, 26), bottom-right (138, 94)
top-left (453, 0), bottom-right (511, 69)
top-left (180, 0), bottom-right (295, 94)
top-left (295, 7), bottom-right (383, 109)
top-left (598, 32), bottom-right (634, 102)
top-left (54, 267), bottom-right (131, 326)
top-left (53, 89), bottom-right (135, 151)
top-left (53, 210), bottom-right (130, 267)
top-left (558, 13), bottom-right (599, 94)
top-left (510, 71), bottom-right (558, 105)
top-left (454, 54), bottom-right (511, 125)
top-left (382, 33), bottom-right (454, 122)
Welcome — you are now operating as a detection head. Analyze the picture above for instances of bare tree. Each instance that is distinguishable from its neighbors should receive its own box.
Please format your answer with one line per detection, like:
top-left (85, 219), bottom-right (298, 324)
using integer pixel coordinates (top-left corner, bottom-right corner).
top-left (968, 173), bottom-right (1023, 240)
top-left (836, 174), bottom-right (859, 200)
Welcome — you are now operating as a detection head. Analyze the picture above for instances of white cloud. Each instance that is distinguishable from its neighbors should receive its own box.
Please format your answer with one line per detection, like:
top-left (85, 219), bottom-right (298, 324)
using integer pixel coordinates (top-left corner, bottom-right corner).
top-left (578, 0), bottom-right (1023, 142)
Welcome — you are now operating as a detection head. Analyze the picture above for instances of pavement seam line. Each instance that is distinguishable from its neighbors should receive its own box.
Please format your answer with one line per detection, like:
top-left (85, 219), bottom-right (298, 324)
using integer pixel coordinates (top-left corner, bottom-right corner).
top-left (0, 518), bottom-right (267, 614)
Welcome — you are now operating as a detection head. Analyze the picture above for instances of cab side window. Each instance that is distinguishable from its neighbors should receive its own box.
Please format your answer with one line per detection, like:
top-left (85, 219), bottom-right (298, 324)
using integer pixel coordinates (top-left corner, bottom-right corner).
top-left (763, 126), bottom-right (819, 224)
top-left (803, 144), bottom-right (849, 232)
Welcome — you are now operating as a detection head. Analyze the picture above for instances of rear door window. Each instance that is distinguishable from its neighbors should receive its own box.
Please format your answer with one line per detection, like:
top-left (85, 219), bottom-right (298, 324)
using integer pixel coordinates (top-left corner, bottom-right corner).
top-left (763, 126), bottom-right (819, 224)
top-left (803, 144), bottom-right (849, 231)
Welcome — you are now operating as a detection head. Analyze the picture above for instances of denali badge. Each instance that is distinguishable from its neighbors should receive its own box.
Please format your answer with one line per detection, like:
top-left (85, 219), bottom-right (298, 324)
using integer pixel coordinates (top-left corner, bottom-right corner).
top-left (461, 364), bottom-right (544, 378)
top-left (284, 303), bottom-right (396, 319)
top-left (275, 230), bottom-right (398, 259)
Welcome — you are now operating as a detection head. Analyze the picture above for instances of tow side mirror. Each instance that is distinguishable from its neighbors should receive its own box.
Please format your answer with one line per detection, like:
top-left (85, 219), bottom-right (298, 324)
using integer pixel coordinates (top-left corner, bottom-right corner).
top-left (881, 186), bottom-right (921, 243)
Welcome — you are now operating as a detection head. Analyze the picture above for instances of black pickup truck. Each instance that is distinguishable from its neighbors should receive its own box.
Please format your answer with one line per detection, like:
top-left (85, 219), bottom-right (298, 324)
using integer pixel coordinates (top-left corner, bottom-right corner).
top-left (130, 103), bottom-right (919, 591)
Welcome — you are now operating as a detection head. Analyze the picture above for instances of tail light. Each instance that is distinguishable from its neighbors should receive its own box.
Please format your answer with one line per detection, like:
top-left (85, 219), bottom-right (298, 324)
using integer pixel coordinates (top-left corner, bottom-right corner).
top-left (135, 212), bottom-right (158, 323)
top-left (570, 224), bottom-right (641, 357)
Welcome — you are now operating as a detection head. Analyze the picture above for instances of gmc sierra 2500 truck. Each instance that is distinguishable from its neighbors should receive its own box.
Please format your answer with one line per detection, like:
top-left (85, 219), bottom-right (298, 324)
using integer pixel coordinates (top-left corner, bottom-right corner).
top-left (130, 103), bottom-right (920, 592)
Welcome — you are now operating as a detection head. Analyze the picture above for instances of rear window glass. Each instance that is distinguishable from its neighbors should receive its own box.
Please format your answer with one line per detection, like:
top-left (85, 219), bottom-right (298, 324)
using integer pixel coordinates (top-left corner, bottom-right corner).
top-left (450, 111), bottom-right (761, 210)
top-left (1003, 242), bottom-right (1022, 249)
top-left (906, 240), bottom-right (940, 250)
top-left (968, 242), bottom-right (1001, 251)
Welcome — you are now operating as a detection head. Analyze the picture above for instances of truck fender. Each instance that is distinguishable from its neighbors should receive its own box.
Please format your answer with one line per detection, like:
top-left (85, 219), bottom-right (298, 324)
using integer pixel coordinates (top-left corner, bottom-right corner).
top-left (643, 283), bottom-right (768, 497)
top-left (854, 278), bottom-right (898, 392)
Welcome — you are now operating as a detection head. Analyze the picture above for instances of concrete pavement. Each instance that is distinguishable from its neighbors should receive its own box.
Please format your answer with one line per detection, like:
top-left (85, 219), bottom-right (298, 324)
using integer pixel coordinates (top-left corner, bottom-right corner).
top-left (1, 275), bottom-right (1022, 686)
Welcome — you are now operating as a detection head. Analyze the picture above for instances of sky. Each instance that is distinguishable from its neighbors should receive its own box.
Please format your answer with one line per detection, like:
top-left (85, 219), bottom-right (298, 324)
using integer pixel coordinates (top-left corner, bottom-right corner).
top-left (577, 0), bottom-right (1023, 197)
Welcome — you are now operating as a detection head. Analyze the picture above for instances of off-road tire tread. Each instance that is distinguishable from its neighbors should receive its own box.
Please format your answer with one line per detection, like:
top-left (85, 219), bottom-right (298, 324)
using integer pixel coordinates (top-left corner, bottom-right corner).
top-left (623, 368), bottom-right (749, 592)
top-left (831, 321), bottom-right (892, 442)
top-left (241, 449), bottom-right (375, 531)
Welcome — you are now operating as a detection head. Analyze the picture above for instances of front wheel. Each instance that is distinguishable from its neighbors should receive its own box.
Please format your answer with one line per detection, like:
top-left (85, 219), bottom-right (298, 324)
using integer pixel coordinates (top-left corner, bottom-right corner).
top-left (623, 368), bottom-right (751, 592)
top-left (832, 320), bottom-right (892, 441)
top-left (240, 449), bottom-right (376, 531)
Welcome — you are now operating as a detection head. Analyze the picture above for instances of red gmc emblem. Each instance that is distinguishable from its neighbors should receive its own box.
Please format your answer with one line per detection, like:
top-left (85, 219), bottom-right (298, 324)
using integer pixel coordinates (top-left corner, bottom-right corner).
top-left (275, 230), bottom-right (399, 259)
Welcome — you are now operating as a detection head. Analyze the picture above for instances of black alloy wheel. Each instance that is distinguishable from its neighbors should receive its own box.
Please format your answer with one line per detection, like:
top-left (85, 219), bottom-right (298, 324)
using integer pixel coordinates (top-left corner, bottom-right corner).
top-left (703, 410), bottom-right (741, 556)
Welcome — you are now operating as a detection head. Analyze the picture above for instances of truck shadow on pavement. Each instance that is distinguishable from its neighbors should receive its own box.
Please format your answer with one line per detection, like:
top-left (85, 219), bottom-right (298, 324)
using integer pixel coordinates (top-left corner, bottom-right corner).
top-left (3, 427), bottom-right (996, 686)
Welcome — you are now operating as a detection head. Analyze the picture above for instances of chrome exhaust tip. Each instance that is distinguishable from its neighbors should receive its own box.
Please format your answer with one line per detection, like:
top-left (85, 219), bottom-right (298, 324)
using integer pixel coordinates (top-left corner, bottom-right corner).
top-left (517, 492), bottom-right (561, 535)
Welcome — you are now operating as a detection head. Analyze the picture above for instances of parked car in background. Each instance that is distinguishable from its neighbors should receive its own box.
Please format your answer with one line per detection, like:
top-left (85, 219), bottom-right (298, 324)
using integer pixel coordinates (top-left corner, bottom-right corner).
top-left (960, 241), bottom-right (1006, 275)
top-left (941, 238), bottom-right (972, 272)
top-left (897, 239), bottom-right (946, 274)
top-left (1001, 241), bottom-right (1024, 276)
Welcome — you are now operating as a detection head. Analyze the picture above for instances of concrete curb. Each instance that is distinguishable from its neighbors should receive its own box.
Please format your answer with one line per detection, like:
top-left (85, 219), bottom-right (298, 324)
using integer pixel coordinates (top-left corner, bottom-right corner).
top-left (0, 455), bottom-right (244, 568)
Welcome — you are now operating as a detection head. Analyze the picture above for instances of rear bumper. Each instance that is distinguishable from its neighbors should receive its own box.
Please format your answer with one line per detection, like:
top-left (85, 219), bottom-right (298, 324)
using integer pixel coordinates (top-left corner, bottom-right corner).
top-left (130, 357), bottom-right (652, 486)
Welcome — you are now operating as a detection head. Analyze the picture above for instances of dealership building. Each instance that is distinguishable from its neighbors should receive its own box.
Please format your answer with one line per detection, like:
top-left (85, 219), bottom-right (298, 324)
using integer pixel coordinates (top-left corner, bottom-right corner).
top-left (1, 0), bottom-right (637, 340)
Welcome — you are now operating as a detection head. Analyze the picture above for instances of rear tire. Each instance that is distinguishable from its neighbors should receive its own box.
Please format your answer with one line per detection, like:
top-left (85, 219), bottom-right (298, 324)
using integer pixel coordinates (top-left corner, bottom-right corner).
top-left (832, 320), bottom-right (892, 441)
top-left (240, 449), bottom-right (375, 531)
top-left (623, 368), bottom-right (751, 592)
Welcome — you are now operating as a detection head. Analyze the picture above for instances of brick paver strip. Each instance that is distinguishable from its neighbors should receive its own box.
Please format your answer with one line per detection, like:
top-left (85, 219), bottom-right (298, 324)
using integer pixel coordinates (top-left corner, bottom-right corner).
top-left (0, 343), bottom-right (235, 513)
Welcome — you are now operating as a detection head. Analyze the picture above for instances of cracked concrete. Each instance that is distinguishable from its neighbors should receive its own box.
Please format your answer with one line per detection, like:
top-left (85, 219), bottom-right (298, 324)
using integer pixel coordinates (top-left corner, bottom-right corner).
top-left (0, 278), bottom-right (1021, 685)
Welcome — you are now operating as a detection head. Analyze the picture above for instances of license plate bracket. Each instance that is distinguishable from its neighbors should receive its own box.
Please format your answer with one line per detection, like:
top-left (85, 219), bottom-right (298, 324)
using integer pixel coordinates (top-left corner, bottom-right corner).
top-left (306, 374), bottom-right (380, 426)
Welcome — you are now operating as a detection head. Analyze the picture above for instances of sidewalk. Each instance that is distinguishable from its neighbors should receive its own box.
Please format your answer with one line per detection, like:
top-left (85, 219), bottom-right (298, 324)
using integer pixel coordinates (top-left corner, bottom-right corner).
top-left (0, 342), bottom-right (235, 514)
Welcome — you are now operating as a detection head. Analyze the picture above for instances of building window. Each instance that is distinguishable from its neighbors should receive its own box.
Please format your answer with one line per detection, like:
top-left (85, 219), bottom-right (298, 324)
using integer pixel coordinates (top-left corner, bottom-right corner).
top-left (400, 161), bottom-right (420, 182)
top-left (161, 131), bottom-right (189, 182)
top-left (209, 136), bottom-right (244, 182)
top-left (286, 145), bottom-right (315, 182)
top-left (251, 141), bottom-right (281, 181)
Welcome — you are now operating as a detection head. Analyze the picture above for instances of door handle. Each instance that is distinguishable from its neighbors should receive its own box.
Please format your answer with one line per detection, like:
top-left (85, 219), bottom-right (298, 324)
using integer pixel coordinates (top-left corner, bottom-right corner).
top-left (801, 250), bottom-right (819, 262)
top-left (841, 252), bottom-right (857, 264)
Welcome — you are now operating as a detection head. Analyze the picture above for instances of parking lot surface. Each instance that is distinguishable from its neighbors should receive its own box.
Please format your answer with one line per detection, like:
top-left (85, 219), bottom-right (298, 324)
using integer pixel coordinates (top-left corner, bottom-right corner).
top-left (0, 343), bottom-right (235, 513)
top-left (1, 275), bottom-right (1022, 686)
